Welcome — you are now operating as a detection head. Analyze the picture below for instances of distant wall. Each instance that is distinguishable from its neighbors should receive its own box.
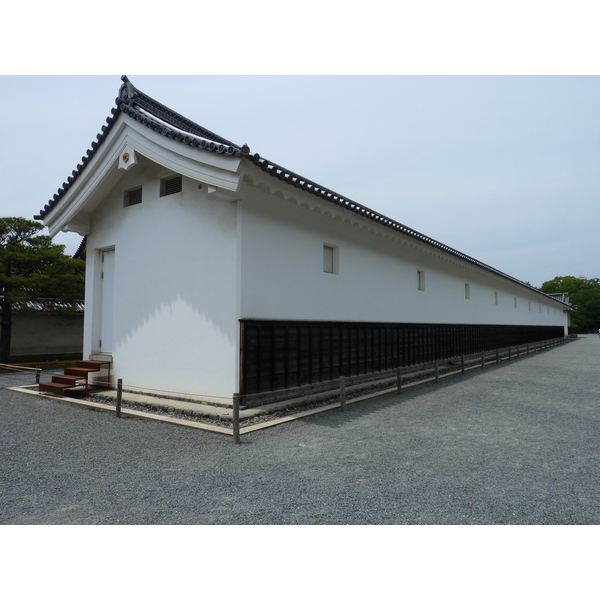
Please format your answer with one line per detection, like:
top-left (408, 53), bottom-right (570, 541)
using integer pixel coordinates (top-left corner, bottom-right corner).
top-left (10, 312), bottom-right (83, 360)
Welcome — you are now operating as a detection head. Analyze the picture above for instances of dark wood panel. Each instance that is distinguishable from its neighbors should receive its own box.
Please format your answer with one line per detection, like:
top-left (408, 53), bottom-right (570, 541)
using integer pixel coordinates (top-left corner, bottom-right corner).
top-left (240, 320), bottom-right (564, 398)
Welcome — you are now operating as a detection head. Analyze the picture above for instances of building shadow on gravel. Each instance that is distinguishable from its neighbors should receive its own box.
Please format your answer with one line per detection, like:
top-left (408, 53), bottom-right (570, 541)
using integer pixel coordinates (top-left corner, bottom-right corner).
top-left (299, 361), bottom-right (516, 430)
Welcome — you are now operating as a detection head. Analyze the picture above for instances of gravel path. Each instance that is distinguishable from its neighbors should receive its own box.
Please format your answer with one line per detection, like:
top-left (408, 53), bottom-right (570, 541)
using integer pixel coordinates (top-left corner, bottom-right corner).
top-left (1, 337), bottom-right (598, 525)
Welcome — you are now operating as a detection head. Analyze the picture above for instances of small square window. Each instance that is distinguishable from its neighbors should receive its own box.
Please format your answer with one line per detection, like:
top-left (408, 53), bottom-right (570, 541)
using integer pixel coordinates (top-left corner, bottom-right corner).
top-left (417, 270), bottom-right (426, 291)
top-left (465, 283), bottom-right (470, 299)
top-left (494, 292), bottom-right (499, 305)
top-left (323, 244), bottom-right (338, 274)
top-left (124, 186), bottom-right (142, 207)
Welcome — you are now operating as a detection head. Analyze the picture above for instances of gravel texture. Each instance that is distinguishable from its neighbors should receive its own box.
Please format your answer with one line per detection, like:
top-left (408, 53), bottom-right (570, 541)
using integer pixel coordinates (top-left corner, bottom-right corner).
top-left (1, 337), bottom-right (598, 525)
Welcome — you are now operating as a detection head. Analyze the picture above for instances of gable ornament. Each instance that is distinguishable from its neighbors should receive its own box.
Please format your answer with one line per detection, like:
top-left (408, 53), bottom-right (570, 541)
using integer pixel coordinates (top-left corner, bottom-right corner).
top-left (118, 145), bottom-right (137, 171)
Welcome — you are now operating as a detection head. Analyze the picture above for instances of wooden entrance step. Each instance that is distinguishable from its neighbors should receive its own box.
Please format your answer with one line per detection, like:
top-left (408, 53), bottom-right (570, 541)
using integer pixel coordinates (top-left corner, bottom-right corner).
top-left (64, 367), bottom-right (100, 377)
top-left (39, 381), bottom-right (77, 394)
top-left (39, 359), bottom-right (112, 396)
top-left (77, 360), bottom-right (111, 369)
top-left (52, 374), bottom-right (87, 386)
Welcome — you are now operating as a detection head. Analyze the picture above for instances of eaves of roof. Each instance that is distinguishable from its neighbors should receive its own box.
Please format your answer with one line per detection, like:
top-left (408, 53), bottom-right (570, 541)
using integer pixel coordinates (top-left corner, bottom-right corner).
top-left (35, 76), bottom-right (250, 221)
top-left (35, 76), bottom-right (569, 306)
top-left (73, 235), bottom-right (87, 260)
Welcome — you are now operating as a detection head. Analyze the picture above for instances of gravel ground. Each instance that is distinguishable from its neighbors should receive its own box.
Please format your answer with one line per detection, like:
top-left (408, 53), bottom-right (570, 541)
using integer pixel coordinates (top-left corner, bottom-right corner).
top-left (1, 337), bottom-right (598, 525)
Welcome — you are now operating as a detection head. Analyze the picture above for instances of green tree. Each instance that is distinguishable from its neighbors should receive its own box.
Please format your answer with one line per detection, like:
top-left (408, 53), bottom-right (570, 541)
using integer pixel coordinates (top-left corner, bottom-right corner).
top-left (541, 275), bottom-right (600, 334)
top-left (0, 217), bottom-right (85, 363)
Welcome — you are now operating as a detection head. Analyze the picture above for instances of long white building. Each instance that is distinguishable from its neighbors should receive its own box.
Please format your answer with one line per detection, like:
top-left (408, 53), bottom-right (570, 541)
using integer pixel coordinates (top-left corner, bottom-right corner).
top-left (36, 77), bottom-right (571, 405)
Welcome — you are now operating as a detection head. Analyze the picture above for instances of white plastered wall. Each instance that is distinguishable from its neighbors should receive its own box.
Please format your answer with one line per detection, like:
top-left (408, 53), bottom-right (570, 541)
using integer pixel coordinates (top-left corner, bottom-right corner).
top-left (238, 181), bottom-right (566, 329)
top-left (83, 156), bottom-right (239, 400)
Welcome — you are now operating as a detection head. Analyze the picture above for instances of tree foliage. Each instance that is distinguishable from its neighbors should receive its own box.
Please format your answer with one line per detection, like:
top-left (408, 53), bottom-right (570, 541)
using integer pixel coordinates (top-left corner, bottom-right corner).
top-left (541, 275), bottom-right (600, 334)
top-left (0, 217), bottom-right (85, 362)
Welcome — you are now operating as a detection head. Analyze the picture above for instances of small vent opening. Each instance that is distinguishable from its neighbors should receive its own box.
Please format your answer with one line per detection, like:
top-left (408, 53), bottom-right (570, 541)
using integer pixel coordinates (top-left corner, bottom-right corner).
top-left (124, 187), bottom-right (142, 207)
top-left (161, 175), bottom-right (183, 197)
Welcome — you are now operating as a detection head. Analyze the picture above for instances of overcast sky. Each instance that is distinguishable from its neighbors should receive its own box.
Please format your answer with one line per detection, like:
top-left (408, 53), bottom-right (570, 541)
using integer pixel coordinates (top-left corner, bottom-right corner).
top-left (1, 74), bottom-right (597, 287)
top-left (1, 1), bottom-right (597, 584)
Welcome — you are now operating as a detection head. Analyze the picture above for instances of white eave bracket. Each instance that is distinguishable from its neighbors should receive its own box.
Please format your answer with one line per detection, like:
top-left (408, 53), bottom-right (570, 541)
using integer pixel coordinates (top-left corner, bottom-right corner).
top-left (61, 212), bottom-right (91, 235)
top-left (206, 185), bottom-right (240, 201)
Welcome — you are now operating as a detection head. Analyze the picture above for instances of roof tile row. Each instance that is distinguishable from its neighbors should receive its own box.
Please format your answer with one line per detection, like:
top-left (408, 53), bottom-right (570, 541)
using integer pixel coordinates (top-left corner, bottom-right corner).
top-left (35, 76), bottom-right (565, 300)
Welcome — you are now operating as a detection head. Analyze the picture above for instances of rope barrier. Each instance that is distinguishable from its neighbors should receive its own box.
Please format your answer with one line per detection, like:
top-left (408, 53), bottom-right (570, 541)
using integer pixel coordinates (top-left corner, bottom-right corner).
top-left (0, 363), bottom-right (39, 372)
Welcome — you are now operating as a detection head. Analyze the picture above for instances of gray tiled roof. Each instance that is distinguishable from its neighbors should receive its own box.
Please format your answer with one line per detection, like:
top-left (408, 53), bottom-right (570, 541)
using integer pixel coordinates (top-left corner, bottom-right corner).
top-left (35, 77), bottom-right (571, 304)
top-left (35, 76), bottom-right (249, 221)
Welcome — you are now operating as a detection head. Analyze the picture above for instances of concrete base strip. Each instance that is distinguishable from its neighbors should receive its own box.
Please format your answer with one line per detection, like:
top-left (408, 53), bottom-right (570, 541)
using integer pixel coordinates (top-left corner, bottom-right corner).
top-left (9, 387), bottom-right (234, 436)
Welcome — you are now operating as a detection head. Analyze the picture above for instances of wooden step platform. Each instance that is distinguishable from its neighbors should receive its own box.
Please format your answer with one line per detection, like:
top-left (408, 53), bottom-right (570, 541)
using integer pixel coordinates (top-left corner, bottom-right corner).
top-left (38, 359), bottom-right (111, 396)
top-left (64, 367), bottom-right (100, 377)
top-left (39, 381), bottom-right (77, 394)
top-left (77, 360), bottom-right (111, 369)
top-left (52, 374), bottom-right (87, 386)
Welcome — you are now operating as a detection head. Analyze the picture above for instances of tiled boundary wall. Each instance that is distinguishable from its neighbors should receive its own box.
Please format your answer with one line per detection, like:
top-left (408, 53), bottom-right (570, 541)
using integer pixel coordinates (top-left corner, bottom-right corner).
top-left (240, 320), bottom-right (564, 399)
top-left (10, 312), bottom-right (84, 362)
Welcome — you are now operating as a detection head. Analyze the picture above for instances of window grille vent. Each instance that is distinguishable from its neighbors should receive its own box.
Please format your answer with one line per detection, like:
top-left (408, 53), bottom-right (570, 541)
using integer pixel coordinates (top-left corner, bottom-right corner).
top-left (124, 187), bottom-right (142, 207)
top-left (161, 175), bottom-right (183, 196)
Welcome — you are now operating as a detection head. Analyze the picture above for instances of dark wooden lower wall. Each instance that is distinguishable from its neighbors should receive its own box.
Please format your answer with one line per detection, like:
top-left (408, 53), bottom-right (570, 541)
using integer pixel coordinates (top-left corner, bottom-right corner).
top-left (239, 319), bottom-right (563, 399)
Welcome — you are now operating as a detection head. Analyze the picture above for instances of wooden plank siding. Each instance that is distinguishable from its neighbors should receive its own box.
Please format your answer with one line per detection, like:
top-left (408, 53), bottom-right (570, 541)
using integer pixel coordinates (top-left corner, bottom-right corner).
top-left (239, 320), bottom-right (564, 399)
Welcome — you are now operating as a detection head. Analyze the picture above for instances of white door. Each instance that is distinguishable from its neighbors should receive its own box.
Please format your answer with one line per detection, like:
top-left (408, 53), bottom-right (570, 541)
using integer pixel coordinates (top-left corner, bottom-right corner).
top-left (98, 250), bottom-right (115, 354)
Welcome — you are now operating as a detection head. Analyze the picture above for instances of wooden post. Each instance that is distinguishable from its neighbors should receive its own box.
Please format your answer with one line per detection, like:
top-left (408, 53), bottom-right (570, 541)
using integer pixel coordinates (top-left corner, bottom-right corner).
top-left (340, 376), bottom-right (347, 410)
top-left (495, 349), bottom-right (499, 364)
top-left (116, 378), bottom-right (122, 418)
top-left (35, 368), bottom-right (41, 385)
top-left (233, 394), bottom-right (240, 444)
top-left (396, 367), bottom-right (402, 394)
